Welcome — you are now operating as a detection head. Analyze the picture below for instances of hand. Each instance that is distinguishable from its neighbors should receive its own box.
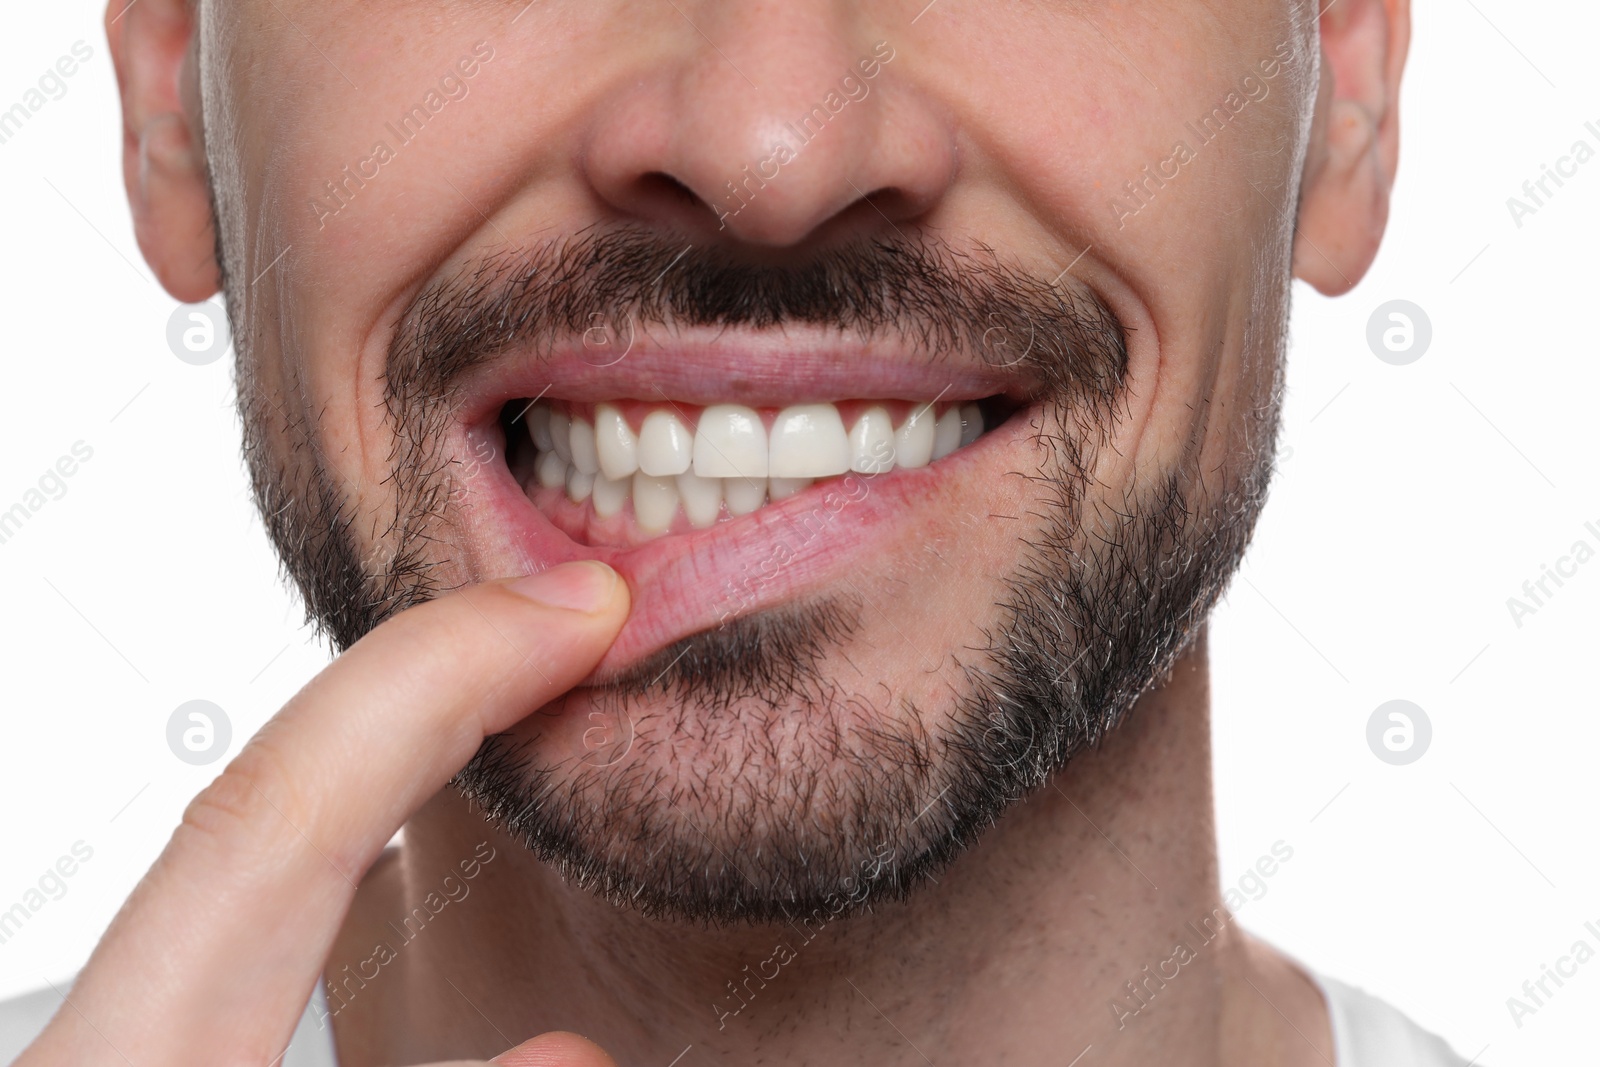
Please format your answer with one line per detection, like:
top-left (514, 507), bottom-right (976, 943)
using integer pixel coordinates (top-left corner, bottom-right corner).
top-left (17, 562), bottom-right (630, 1067)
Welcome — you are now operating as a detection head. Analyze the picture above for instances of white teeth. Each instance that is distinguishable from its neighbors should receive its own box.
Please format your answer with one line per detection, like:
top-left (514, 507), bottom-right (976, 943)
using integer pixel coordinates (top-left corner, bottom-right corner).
top-left (632, 472), bottom-right (679, 531)
top-left (676, 471), bottom-right (722, 528)
top-left (595, 404), bottom-right (639, 480)
top-left (959, 403), bottom-right (983, 447)
top-left (768, 477), bottom-right (813, 501)
top-left (568, 418), bottom-right (600, 476)
top-left (724, 477), bottom-right (767, 515)
top-left (931, 407), bottom-right (963, 461)
top-left (849, 406), bottom-right (895, 474)
top-left (895, 405), bottom-right (936, 469)
top-left (769, 404), bottom-right (850, 478)
top-left (528, 405), bottom-right (554, 452)
top-left (638, 410), bottom-right (693, 477)
top-left (522, 398), bottom-right (991, 534)
top-left (694, 404), bottom-right (768, 478)
top-left (592, 473), bottom-right (628, 518)
top-left (536, 449), bottom-right (568, 489)
top-left (549, 409), bottom-right (572, 464)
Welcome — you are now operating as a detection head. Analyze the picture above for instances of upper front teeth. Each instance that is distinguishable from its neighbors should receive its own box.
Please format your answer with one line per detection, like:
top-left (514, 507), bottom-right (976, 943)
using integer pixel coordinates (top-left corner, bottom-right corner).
top-left (568, 417), bottom-right (599, 476)
top-left (770, 404), bottom-right (850, 478)
top-left (895, 405), bottom-right (936, 469)
top-left (693, 404), bottom-right (769, 479)
top-left (554, 410), bottom-right (575, 464)
top-left (522, 399), bottom-right (985, 531)
top-left (595, 405), bottom-right (639, 480)
top-left (849, 407), bottom-right (895, 474)
top-left (636, 409), bottom-right (694, 476)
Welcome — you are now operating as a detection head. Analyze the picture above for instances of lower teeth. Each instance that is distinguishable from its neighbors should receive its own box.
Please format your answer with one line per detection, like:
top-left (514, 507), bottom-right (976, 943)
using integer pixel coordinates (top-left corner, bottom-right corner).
top-left (530, 464), bottom-right (819, 532)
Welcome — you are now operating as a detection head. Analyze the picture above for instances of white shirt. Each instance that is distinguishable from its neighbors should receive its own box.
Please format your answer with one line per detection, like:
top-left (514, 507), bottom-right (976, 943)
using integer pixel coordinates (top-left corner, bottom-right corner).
top-left (0, 964), bottom-right (1471, 1066)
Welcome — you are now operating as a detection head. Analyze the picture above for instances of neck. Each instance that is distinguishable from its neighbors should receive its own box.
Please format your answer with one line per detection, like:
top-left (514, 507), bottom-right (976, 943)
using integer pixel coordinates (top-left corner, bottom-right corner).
top-left (327, 634), bottom-right (1329, 1066)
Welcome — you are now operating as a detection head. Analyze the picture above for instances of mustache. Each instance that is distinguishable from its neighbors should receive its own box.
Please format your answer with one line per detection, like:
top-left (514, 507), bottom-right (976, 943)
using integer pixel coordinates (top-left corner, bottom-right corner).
top-left (385, 226), bottom-right (1129, 413)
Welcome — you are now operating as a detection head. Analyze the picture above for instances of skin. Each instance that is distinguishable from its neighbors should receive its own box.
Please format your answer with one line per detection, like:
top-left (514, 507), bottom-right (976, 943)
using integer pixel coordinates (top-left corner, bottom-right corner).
top-left (23, 0), bottom-right (1409, 1063)
top-left (18, 560), bottom-right (632, 1066)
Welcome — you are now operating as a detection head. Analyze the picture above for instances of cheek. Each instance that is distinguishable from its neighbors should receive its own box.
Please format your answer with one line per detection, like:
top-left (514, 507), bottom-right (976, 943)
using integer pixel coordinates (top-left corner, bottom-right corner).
top-left (829, 430), bottom-right (1049, 674)
top-left (218, 12), bottom-right (612, 518)
top-left (914, 13), bottom-right (1299, 488)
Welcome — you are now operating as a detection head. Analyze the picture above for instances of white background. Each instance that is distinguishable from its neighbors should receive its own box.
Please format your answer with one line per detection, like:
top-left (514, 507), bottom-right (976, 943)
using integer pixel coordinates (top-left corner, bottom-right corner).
top-left (0, 1), bottom-right (1594, 1064)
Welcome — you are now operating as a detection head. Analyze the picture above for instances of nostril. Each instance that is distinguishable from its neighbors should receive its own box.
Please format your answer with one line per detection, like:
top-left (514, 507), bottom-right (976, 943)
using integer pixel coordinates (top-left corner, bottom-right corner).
top-left (640, 172), bottom-right (707, 210)
top-left (605, 171), bottom-right (718, 229)
top-left (845, 184), bottom-right (920, 227)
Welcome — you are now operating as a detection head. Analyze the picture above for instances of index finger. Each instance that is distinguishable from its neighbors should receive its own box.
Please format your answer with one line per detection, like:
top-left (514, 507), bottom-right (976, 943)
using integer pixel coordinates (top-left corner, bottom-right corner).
top-left (25, 561), bottom-right (628, 1067)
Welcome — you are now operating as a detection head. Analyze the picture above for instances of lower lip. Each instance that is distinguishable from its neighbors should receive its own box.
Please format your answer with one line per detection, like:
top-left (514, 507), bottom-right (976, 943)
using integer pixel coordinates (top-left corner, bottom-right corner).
top-left (455, 406), bottom-right (1033, 678)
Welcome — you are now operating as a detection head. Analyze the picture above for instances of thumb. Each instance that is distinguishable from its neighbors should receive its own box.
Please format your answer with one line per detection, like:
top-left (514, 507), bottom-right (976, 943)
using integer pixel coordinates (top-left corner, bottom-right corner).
top-left (491, 1030), bottom-right (620, 1066)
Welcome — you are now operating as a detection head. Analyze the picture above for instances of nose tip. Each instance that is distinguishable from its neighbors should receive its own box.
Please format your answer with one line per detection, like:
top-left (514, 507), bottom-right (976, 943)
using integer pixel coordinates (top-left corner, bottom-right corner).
top-left (582, 29), bottom-right (953, 248)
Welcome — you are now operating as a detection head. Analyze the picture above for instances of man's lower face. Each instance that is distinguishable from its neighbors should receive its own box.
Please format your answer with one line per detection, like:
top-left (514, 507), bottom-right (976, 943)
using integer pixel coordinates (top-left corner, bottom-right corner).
top-left (237, 230), bottom-right (1280, 923)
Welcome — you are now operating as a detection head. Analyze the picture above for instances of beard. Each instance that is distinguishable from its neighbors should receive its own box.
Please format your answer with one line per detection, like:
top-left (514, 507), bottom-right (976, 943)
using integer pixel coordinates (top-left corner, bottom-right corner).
top-left (232, 227), bottom-right (1281, 926)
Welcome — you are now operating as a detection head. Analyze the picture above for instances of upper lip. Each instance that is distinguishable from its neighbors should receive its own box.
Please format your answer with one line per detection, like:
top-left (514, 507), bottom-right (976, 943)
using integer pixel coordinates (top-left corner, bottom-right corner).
top-left (444, 325), bottom-right (1035, 678)
top-left (452, 324), bottom-right (1033, 425)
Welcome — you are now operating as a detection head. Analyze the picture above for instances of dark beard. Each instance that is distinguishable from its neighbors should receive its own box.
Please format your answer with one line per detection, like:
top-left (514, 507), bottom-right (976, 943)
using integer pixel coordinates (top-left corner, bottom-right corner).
top-left (450, 463), bottom-right (1271, 926)
top-left (232, 227), bottom-right (1280, 926)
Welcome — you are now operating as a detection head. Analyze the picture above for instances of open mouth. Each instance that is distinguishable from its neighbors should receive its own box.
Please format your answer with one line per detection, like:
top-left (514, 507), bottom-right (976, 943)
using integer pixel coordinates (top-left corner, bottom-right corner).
top-left (502, 395), bottom-right (1018, 546)
top-left (441, 338), bottom-right (1039, 674)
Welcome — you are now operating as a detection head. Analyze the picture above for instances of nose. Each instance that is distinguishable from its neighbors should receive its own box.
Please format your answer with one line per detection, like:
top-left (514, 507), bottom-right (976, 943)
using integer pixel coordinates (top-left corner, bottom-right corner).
top-left (581, 6), bottom-right (955, 247)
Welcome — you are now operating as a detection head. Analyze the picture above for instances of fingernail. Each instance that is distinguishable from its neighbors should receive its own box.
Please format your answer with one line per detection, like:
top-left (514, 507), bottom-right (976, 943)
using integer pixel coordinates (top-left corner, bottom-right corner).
top-left (505, 561), bottom-right (617, 613)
